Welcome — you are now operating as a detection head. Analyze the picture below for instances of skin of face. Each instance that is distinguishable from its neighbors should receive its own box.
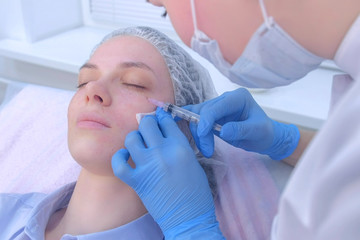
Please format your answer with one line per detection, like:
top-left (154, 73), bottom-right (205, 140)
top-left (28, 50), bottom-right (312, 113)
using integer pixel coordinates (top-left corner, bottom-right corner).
top-left (67, 36), bottom-right (174, 176)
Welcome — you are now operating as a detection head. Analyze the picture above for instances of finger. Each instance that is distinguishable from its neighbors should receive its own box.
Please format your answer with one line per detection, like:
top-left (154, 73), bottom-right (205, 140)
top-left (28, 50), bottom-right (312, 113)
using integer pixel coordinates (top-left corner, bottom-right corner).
top-left (198, 131), bottom-right (215, 158)
top-left (196, 95), bottom-right (227, 137)
top-left (124, 131), bottom-right (147, 165)
top-left (184, 99), bottom-right (225, 143)
top-left (173, 115), bottom-right (182, 122)
top-left (138, 115), bottom-right (164, 148)
top-left (221, 119), bottom-right (262, 141)
top-left (156, 108), bottom-right (188, 143)
top-left (183, 95), bottom-right (225, 115)
top-left (189, 121), bottom-right (200, 148)
top-left (182, 103), bottom-right (203, 114)
top-left (111, 149), bottom-right (134, 184)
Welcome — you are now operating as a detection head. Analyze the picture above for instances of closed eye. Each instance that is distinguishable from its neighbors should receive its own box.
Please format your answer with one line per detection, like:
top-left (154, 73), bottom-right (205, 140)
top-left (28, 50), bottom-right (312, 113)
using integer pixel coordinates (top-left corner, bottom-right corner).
top-left (77, 82), bottom-right (88, 88)
top-left (123, 82), bottom-right (146, 89)
top-left (77, 82), bottom-right (145, 90)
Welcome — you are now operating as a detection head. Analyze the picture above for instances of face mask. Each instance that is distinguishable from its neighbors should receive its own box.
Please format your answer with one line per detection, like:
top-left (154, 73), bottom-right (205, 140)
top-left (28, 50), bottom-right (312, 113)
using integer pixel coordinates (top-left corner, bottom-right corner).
top-left (190, 0), bottom-right (324, 88)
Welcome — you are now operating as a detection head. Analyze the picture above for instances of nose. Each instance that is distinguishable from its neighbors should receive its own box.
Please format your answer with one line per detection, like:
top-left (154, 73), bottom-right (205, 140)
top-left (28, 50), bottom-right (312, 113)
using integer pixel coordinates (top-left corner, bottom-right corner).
top-left (85, 80), bottom-right (112, 106)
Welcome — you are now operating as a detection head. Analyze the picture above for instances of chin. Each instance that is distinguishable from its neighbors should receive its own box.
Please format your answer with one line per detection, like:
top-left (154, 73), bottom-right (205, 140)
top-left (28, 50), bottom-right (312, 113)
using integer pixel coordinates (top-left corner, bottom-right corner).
top-left (69, 143), bottom-right (117, 175)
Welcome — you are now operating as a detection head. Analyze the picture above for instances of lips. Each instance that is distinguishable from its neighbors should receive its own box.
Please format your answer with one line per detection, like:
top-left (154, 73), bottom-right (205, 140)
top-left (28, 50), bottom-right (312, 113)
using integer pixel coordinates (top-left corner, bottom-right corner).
top-left (77, 112), bottom-right (110, 129)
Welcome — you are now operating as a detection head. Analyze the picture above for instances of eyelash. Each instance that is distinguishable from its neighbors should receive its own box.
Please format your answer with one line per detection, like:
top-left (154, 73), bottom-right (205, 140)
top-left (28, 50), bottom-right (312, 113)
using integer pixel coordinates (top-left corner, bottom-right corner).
top-left (123, 83), bottom-right (146, 90)
top-left (76, 82), bottom-right (145, 90)
top-left (77, 82), bottom-right (88, 88)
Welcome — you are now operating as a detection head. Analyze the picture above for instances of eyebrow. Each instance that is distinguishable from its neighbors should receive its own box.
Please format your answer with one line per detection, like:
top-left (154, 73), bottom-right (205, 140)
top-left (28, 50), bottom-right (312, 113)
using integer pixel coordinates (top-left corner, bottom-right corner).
top-left (79, 61), bottom-right (155, 74)
top-left (79, 63), bottom-right (97, 70)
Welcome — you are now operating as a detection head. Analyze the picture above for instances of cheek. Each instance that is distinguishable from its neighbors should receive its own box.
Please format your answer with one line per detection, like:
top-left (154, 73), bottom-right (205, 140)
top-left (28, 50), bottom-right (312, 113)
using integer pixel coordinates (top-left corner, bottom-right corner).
top-left (67, 94), bottom-right (80, 131)
top-left (112, 94), bottom-right (156, 132)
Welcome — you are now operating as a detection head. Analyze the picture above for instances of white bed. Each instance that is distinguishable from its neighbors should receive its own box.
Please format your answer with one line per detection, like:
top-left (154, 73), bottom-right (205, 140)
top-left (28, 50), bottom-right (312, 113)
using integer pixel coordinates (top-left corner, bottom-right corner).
top-left (0, 79), bottom-right (81, 193)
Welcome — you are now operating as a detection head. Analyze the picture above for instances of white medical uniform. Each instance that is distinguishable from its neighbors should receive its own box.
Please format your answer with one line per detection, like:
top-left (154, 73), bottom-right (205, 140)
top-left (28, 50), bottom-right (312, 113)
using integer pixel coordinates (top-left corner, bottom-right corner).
top-left (272, 15), bottom-right (360, 240)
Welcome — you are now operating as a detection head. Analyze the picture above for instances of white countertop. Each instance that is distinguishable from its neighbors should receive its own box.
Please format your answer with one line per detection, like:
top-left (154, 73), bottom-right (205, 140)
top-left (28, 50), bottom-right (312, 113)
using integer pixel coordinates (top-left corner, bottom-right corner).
top-left (0, 26), bottom-right (343, 130)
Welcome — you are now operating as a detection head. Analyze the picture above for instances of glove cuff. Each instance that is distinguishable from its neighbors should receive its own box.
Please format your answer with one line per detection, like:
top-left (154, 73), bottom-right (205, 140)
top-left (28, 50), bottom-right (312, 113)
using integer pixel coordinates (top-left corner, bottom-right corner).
top-left (164, 210), bottom-right (225, 240)
top-left (263, 120), bottom-right (300, 160)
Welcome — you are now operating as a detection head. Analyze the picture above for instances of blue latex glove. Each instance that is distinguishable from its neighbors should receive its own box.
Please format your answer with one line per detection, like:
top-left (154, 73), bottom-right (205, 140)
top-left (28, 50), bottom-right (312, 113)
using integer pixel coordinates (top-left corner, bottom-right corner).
top-left (185, 88), bottom-right (300, 160)
top-left (112, 108), bottom-right (224, 239)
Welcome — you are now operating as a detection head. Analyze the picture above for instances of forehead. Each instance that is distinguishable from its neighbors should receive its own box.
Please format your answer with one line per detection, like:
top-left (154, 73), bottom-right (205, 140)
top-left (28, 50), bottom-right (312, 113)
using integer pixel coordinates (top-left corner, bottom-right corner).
top-left (89, 35), bottom-right (169, 78)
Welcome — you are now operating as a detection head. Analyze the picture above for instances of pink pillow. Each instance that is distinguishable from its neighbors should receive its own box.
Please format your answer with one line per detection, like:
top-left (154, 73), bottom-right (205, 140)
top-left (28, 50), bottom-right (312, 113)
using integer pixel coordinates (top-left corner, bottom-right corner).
top-left (0, 84), bottom-right (81, 193)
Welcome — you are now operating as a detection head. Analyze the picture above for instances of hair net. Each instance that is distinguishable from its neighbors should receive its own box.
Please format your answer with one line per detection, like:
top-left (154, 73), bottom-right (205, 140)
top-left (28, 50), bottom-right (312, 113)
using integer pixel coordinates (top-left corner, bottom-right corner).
top-left (91, 26), bottom-right (218, 107)
top-left (91, 26), bottom-right (226, 197)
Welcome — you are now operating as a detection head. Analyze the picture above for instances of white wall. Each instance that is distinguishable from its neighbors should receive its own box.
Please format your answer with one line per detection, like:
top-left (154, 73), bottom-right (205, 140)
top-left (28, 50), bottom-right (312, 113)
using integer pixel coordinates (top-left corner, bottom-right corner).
top-left (0, 0), bottom-right (26, 40)
top-left (0, 0), bottom-right (83, 42)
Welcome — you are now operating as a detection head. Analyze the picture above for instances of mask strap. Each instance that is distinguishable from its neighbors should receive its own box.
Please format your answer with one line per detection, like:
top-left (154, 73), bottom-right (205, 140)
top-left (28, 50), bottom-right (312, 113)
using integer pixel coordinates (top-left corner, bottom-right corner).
top-left (190, 0), bottom-right (202, 39)
top-left (258, 0), bottom-right (273, 29)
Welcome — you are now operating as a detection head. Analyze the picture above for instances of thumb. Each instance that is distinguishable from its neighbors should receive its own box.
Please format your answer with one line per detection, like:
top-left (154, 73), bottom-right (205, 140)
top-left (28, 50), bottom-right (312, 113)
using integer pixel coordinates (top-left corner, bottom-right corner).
top-left (198, 131), bottom-right (215, 158)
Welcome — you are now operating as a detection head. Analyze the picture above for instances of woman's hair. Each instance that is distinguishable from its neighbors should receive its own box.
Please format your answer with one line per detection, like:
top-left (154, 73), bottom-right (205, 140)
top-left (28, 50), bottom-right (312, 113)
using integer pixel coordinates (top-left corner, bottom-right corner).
top-left (91, 26), bottom-right (224, 196)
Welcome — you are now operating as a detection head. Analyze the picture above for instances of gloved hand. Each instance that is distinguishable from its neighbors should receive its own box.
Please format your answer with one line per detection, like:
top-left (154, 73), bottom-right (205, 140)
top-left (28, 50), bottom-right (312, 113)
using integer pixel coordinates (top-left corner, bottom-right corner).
top-left (185, 88), bottom-right (300, 160)
top-left (112, 108), bottom-right (224, 239)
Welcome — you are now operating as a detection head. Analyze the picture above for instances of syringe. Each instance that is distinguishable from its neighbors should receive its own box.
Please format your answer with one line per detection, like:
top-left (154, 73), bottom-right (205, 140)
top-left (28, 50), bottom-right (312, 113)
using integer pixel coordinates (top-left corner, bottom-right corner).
top-left (148, 98), bottom-right (222, 132)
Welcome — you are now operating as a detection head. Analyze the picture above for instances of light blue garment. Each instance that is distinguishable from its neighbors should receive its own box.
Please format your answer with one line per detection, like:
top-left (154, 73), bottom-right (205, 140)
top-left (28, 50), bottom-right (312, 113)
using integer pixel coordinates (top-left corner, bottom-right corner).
top-left (190, 0), bottom-right (324, 88)
top-left (0, 182), bottom-right (164, 240)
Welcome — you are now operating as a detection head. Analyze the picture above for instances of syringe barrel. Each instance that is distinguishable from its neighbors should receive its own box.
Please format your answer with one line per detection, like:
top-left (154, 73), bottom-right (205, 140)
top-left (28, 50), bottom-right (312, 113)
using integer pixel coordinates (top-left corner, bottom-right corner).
top-left (166, 103), bottom-right (221, 132)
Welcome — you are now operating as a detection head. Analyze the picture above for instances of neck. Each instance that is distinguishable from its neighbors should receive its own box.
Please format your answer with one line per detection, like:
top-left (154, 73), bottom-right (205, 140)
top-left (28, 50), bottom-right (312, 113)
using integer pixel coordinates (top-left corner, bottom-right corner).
top-left (266, 0), bottom-right (360, 59)
top-left (45, 169), bottom-right (147, 238)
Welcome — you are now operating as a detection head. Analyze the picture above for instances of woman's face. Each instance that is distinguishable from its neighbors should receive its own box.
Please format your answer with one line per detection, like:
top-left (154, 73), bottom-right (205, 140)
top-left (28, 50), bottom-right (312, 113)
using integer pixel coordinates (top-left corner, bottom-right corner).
top-left (68, 36), bottom-right (174, 175)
